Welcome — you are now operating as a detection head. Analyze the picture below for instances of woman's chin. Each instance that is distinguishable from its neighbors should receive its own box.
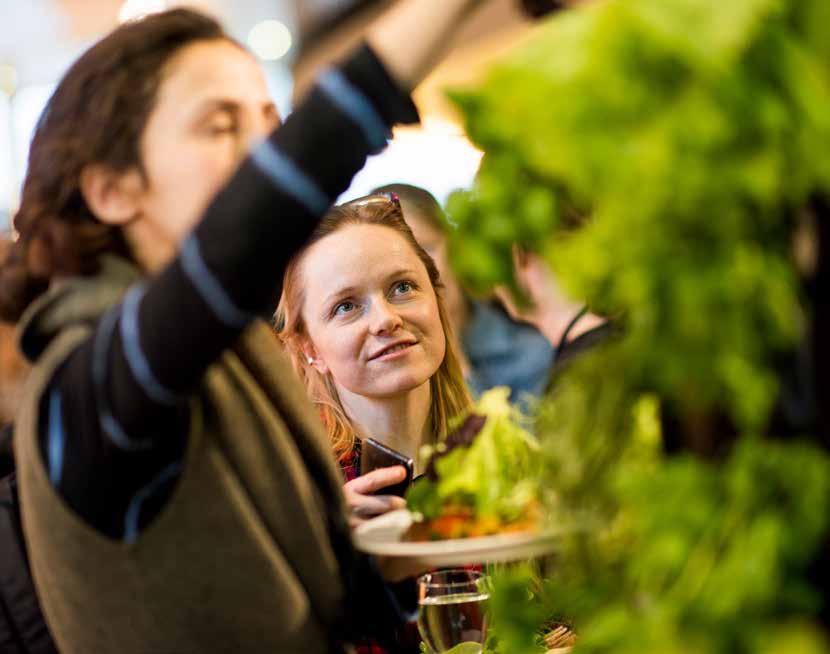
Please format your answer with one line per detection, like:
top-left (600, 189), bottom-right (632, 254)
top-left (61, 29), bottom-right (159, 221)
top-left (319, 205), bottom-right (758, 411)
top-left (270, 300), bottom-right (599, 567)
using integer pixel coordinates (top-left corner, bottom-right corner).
top-left (363, 372), bottom-right (432, 399)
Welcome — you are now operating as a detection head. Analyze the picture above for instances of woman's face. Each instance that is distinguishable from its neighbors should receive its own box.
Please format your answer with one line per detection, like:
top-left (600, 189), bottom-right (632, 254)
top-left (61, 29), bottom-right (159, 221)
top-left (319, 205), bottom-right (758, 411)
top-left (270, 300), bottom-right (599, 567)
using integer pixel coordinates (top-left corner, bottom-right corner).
top-left (300, 224), bottom-right (447, 400)
top-left (129, 39), bottom-right (279, 269)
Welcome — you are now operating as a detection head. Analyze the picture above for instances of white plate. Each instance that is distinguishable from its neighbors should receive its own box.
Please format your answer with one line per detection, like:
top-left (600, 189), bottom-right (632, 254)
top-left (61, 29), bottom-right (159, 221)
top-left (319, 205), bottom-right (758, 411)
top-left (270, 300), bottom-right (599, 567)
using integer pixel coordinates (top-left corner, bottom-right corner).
top-left (353, 509), bottom-right (561, 567)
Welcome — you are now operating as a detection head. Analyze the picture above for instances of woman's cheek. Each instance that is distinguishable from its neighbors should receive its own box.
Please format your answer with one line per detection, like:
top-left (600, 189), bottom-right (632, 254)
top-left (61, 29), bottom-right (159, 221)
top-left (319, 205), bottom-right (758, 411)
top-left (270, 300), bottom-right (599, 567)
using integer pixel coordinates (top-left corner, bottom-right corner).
top-left (333, 327), bottom-right (364, 379)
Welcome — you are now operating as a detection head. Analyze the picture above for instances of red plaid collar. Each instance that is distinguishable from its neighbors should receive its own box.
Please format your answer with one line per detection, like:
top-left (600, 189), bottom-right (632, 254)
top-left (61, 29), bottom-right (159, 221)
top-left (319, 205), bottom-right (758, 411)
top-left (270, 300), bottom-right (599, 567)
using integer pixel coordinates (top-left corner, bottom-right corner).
top-left (340, 444), bottom-right (361, 483)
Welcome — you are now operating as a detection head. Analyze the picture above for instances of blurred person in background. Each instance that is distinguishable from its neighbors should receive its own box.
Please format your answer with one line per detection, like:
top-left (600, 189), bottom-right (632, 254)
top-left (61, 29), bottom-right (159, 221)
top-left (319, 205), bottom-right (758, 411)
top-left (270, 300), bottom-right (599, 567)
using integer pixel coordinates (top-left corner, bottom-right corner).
top-left (0, 322), bottom-right (24, 474)
top-left (373, 183), bottom-right (605, 400)
top-left (0, 2), bottom-right (487, 652)
top-left (0, 317), bottom-right (29, 445)
top-left (0, 320), bottom-right (28, 429)
top-left (1, 236), bottom-right (57, 654)
top-left (0, 235), bottom-right (30, 475)
top-left (496, 246), bottom-right (612, 385)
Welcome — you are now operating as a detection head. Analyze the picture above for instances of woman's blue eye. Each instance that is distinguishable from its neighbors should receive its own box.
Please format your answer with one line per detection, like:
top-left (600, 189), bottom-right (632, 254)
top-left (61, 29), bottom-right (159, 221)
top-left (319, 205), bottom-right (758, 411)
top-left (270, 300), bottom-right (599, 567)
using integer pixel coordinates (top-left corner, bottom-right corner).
top-left (334, 301), bottom-right (355, 316)
top-left (393, 281), bottom-right (413, 295)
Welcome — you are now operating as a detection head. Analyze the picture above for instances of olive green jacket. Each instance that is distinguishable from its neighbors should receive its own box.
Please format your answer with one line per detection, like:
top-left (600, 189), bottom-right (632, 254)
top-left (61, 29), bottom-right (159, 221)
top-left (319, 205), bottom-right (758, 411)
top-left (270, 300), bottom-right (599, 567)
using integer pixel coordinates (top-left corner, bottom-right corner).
top-left (14, 259), bottom-right (353, 654)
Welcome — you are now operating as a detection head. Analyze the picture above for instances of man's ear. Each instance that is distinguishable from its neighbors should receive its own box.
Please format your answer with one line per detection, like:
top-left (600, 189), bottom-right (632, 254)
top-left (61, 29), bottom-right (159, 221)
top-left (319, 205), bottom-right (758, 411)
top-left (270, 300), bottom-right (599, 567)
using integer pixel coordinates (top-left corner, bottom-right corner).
top-left (300, 339), bottom-right (330, 376)
top-left (79, 164), bottom-right (144, 226)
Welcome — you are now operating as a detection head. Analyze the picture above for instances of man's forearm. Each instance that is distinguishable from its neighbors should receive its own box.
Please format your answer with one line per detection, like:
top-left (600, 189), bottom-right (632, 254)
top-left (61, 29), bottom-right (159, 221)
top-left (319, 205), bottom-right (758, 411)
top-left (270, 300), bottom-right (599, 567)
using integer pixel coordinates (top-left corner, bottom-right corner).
top-left (366, 0), bottom-right (482, 91)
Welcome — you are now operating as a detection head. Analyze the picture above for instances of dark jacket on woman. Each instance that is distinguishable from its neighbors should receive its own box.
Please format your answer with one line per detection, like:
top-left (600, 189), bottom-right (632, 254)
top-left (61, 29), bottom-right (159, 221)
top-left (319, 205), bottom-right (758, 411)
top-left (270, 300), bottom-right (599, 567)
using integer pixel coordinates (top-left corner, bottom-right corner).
top-left (15, 260), bottom-right (356, 654)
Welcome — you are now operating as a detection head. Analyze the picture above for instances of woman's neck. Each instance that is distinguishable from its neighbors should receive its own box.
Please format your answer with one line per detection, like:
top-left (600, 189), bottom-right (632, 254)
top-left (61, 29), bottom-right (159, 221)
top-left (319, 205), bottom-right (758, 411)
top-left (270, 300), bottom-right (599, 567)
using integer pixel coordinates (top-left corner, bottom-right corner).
top-left (337, 380), bottom-right (432, 463)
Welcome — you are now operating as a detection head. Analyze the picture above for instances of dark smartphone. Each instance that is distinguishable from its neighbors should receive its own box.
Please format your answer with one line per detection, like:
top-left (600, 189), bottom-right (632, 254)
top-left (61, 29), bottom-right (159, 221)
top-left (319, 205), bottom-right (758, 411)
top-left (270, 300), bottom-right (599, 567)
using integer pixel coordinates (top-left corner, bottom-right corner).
top-left (360, 438), bottom-right (414, 498)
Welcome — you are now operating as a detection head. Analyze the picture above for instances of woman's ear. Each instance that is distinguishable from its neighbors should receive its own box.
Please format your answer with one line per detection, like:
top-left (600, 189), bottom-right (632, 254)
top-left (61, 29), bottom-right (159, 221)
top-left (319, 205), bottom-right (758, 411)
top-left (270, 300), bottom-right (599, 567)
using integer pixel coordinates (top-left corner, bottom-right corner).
top-left (79, 164), bottom-right (144, 226)
top-left (300, 339), bottom-right (330, 376)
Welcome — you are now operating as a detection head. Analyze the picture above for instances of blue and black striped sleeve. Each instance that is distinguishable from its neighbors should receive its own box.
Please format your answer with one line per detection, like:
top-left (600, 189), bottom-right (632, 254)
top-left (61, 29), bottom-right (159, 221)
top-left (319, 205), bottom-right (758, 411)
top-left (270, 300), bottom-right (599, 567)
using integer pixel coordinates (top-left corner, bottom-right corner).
top-left (42, 45), bottom-right (419, 539)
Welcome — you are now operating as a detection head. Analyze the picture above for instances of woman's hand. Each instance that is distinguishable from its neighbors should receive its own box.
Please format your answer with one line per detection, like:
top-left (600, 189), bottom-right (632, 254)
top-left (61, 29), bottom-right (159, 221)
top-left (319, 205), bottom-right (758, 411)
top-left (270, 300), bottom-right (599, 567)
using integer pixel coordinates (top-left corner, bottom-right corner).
top-left (343, 465), bottom-right (408, 529)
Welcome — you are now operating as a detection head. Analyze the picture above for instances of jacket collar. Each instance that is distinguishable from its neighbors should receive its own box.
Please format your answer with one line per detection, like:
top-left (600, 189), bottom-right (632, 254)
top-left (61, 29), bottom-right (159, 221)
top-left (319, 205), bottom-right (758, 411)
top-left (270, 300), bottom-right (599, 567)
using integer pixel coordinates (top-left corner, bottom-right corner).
top-left (17, 256), bottom-right (142, 362)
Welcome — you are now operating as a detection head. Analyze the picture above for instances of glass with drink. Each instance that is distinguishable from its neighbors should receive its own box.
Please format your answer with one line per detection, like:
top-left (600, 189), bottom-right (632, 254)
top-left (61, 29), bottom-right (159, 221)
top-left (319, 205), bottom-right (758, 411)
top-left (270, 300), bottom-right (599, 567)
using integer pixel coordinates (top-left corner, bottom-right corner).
top-left (417, 569), bottom-right (489, 654)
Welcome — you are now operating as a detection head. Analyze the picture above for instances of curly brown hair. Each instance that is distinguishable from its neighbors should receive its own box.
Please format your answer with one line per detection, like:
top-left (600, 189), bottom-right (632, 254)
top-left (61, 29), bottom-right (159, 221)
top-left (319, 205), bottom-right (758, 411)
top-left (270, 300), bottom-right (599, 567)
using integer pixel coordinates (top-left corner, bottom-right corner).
top-left (0, 9), bottom-right (231, 322)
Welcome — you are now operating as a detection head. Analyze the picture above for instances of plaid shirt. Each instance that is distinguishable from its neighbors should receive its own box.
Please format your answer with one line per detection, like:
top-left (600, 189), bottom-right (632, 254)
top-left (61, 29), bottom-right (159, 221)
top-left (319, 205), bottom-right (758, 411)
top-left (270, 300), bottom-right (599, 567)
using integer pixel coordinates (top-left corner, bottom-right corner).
top-left (341, 445), bottom-right (485, 654)
top-left (341, 447), bottom-right (362, 484)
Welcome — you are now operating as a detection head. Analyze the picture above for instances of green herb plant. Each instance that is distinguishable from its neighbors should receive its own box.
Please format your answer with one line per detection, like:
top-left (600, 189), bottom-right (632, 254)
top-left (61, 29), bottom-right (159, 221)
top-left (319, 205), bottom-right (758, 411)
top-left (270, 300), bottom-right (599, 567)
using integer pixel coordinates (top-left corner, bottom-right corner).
top-left (442, 0), bottom-right (830, 651)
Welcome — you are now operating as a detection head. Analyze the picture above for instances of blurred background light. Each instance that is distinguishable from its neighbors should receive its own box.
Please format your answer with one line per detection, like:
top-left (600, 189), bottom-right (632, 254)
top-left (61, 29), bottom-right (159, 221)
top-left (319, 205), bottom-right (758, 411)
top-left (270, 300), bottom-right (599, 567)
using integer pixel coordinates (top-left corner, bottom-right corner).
top-left (341, 119), bottom-right (483, 205)
top-left (247, 19), bottom-right (293, 61)
top-left (0, 63), bottom-right (17, 96)
top-left (118, 0), bottom-right (169, 23)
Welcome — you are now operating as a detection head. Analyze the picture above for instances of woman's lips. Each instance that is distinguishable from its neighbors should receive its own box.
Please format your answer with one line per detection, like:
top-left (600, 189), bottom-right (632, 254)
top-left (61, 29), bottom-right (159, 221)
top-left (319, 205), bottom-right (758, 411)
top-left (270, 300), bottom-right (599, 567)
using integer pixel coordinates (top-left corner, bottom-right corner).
top-left (370, 341), bottom-right (417, 361)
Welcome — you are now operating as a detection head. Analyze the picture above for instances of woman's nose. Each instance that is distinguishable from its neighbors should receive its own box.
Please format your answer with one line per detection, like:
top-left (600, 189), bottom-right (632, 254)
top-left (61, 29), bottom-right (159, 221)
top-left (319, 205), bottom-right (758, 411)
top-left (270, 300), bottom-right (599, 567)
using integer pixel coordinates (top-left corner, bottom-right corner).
top-left (369, 300), bottom-right (403, 335)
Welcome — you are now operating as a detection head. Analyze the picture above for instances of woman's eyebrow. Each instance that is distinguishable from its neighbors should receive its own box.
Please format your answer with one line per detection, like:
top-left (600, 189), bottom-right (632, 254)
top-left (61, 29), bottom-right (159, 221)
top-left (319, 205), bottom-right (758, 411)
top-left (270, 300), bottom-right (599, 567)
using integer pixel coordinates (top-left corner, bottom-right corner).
top-left (322, 286), bottom-right (358, 308)
top-left (383, 267), bottom-right (419, 280)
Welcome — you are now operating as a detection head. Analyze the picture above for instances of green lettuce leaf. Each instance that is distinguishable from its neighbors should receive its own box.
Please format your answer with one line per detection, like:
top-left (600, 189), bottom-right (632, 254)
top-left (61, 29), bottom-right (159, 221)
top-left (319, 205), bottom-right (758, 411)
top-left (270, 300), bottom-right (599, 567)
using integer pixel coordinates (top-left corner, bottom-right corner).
top-left (407, 388), bottom-right (541, 523)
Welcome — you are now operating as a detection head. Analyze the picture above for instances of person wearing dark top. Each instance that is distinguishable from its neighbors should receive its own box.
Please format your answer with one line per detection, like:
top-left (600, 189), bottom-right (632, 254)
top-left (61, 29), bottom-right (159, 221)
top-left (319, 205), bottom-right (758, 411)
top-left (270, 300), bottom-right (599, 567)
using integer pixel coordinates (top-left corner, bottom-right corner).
top-left (0, 455), bottom-right (59, 654)
top-left (0, 3), bottom-right (489, 652)
top-left (1, 257), bottom-right (55, 654)
top-left (547, 305), bottom-right (617, 381)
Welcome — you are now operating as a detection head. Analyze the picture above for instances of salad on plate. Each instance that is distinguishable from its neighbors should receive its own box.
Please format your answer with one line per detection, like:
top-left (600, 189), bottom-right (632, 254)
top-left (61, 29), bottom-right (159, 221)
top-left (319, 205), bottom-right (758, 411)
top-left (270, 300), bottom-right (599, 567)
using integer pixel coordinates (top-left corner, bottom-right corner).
top-left (405, 387), bottom-right (543, 541)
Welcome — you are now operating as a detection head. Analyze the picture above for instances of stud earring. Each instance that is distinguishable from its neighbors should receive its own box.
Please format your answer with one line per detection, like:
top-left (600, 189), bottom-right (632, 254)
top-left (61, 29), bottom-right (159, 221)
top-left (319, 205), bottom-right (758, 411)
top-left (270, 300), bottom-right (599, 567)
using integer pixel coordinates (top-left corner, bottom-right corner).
top-left (306, 355), bottom-right (315, 365)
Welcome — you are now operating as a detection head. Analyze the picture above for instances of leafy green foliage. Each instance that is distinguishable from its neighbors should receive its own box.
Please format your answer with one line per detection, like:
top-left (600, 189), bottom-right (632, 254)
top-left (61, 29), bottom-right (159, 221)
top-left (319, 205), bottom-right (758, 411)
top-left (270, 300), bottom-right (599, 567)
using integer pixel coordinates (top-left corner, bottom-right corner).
top-left (485, 564), bottom-right (549, 654)
top-left (422, 643), bottom-right (488, 654)
top-left (447, 0), bottom-right (830, 430)
top-left (442, 0), bottom-right (830, 651)
top-left (526, 436), bottom-right (830, 654)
